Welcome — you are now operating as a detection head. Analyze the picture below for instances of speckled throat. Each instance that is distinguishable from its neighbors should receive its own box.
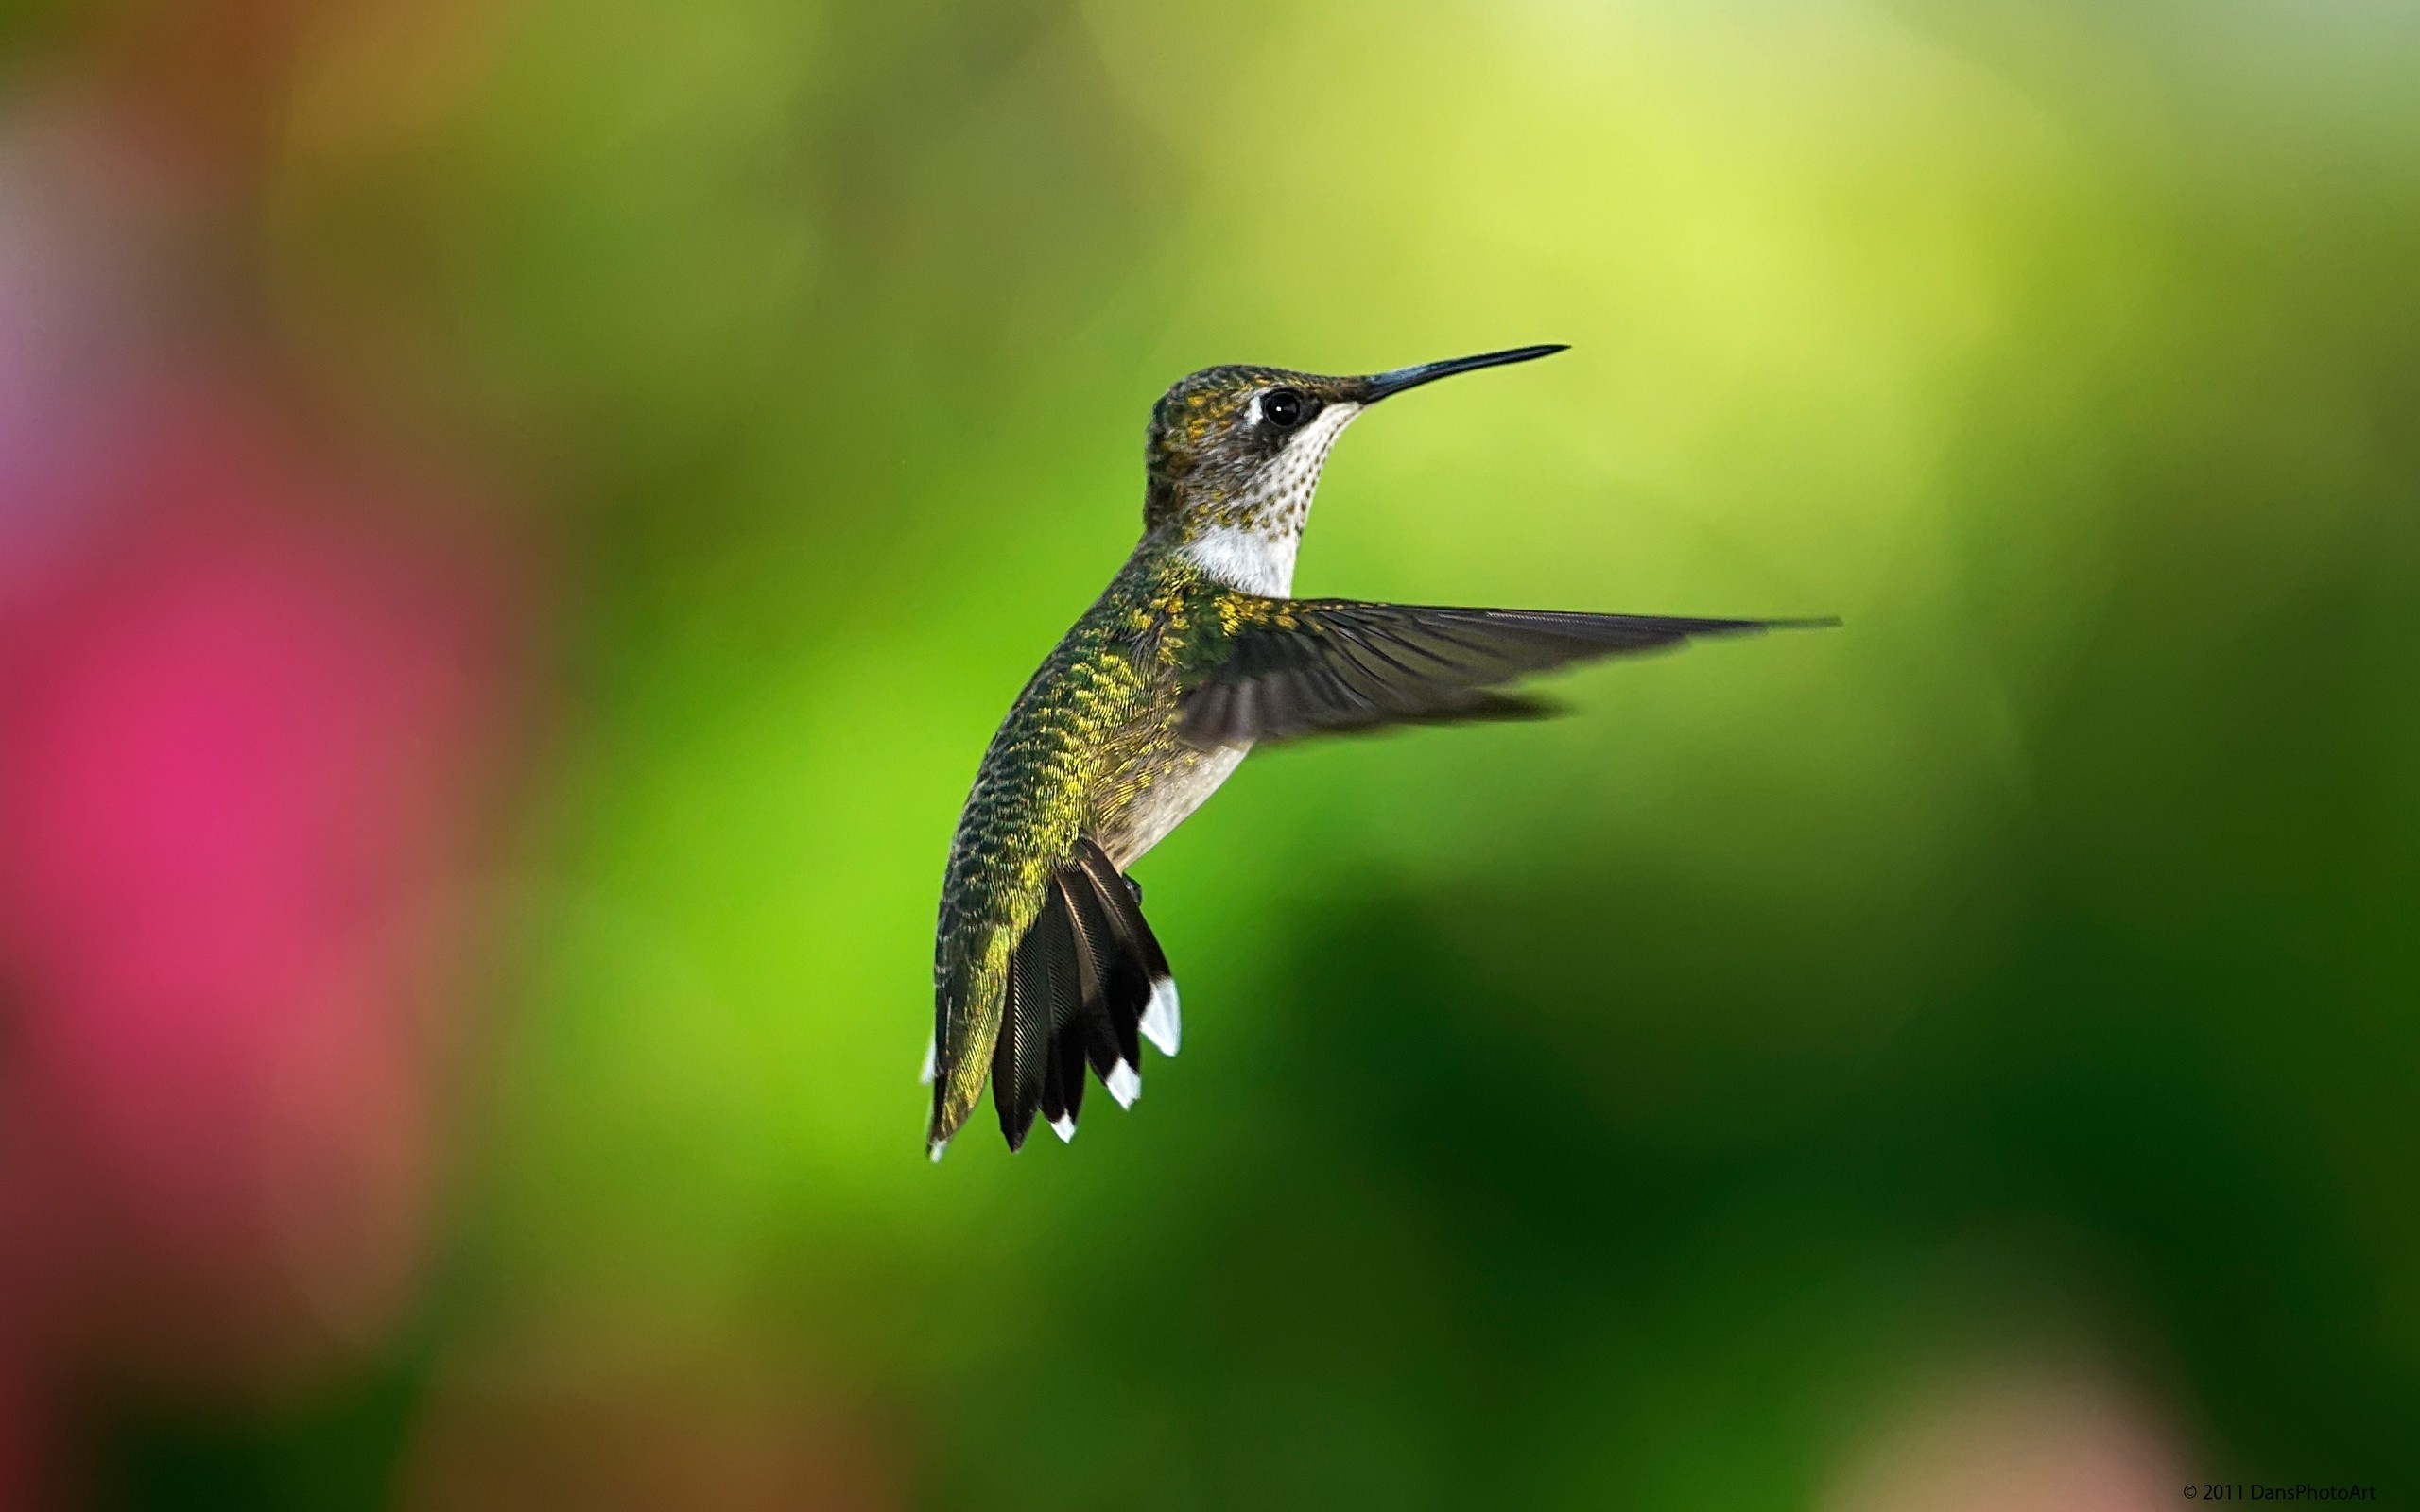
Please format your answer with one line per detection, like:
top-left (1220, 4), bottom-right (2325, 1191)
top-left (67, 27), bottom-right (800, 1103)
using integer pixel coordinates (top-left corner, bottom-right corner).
top-left (1170, 400), bottom-right (1363, 596)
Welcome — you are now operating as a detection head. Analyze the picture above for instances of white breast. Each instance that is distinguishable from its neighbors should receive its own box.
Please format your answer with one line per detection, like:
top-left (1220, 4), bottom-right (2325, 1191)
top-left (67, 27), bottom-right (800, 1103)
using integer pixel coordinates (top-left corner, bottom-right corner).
top-left (1100, 744), bottom-right (1249, 870)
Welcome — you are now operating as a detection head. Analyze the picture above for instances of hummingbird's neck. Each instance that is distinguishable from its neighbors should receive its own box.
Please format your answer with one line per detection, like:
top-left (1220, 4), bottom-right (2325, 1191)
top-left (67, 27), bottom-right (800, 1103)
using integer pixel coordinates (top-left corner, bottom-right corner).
top-left (1157, 402), bottom-right (1361, 598)
top-left (1177, 520), bottom-right (1301, 597)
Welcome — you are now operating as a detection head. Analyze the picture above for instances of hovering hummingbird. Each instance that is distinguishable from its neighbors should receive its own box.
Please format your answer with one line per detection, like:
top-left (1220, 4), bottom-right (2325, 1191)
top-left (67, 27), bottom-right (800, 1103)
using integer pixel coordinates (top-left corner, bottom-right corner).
top-left (925, 344), bottom-right (1827, 1159)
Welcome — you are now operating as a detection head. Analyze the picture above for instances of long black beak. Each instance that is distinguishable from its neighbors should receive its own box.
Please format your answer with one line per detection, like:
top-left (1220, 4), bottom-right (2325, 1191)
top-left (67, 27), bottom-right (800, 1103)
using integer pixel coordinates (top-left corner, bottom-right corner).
top-left (1359, 343), bottom-right (1568, 403)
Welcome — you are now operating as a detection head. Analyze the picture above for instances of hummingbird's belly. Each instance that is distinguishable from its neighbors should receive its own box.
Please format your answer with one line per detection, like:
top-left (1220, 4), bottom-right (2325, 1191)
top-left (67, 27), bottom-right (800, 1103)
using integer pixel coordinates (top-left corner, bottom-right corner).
top-left (1096, 743), bottom-right (1249, 870)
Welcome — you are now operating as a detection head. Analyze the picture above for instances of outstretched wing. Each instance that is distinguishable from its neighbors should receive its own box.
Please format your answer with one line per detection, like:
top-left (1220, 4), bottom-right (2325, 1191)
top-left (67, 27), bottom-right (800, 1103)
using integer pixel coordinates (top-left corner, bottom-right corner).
top-left (1179, 597), bottom-right (1831, 747)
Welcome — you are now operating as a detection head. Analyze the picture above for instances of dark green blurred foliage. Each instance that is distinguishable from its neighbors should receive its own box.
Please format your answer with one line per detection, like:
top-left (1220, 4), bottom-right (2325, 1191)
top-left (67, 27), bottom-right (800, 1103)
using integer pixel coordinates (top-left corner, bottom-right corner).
top-left (96, 1357), bottom-right (426, 1512)
top-left (21, 0), bottom-right (2420, 1504)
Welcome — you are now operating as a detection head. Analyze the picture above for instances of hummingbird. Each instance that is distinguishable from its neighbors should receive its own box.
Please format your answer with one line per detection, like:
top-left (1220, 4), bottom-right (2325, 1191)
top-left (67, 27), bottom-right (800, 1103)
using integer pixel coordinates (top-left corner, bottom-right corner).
top-left (925, 344), bottom-right (1828, 1159)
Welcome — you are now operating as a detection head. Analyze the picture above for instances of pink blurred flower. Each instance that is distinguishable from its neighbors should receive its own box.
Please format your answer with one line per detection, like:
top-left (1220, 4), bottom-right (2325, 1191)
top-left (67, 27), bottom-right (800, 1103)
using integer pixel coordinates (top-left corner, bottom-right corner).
top-left (1822, 1359), bottom-right (2190, 1512)
top-left (0, 7), bottom-right (534, 1496)
top-left (0, 399), bottom-right (519, 1388)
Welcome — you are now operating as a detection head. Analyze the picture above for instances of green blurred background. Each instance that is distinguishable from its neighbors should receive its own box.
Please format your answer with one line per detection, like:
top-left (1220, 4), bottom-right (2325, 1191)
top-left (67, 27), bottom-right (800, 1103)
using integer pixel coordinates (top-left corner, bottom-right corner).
top-left (3, 0), bottom-right (2418, 1506)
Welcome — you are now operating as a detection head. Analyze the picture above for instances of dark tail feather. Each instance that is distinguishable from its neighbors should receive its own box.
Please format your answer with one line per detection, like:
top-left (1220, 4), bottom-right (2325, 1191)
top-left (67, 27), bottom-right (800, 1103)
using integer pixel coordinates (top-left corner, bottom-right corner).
top-left (990, 838), bottom-right (1181, 1150)
top-left (1039, 873), bottom-right (1094, 1142)
top-left (1062, 873), bottom-right (1137, 1066)
top-left (1073, 841), bottom-right (1179, 1057)
top-left (994, 887), bottom-right (1075, 1150)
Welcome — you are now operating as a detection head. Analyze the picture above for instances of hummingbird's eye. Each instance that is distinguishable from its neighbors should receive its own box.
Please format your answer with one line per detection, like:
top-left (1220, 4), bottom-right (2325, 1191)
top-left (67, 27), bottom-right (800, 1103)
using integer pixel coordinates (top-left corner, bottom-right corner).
top-left (1260, 387), bottom-right (1307, 429)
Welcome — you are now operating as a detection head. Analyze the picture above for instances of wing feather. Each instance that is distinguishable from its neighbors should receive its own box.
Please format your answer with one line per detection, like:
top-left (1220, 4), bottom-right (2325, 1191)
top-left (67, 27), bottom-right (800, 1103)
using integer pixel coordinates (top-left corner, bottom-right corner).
top-left (1180, 599), bottom-right (1830, 746)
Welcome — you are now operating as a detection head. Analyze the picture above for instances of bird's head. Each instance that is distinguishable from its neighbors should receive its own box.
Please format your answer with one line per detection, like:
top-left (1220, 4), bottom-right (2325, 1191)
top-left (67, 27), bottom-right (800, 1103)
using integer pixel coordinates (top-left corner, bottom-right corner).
top-left (1140, 344), bottom-right (1566, 593)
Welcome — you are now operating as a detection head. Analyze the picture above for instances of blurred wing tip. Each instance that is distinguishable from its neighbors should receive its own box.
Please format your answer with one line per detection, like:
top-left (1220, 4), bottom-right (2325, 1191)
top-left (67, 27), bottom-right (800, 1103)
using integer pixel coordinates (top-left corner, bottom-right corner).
top-left (1470, 690), bottom-right (1560, 722)
top-left (1141, 977), bottom-right (1182, 1057)
top-left (927, 1137), bottom-right (949, 1164)
top-left (1106, 1059), bottom-right (1143, 1108)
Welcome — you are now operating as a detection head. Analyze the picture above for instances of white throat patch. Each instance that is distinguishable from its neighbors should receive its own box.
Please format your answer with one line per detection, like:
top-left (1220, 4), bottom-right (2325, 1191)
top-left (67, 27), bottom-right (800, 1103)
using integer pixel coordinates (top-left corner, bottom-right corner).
top-left (1182, 524), bottom-right (1298, 597)
top-left (1180, 403), bottom-right (1361, 596)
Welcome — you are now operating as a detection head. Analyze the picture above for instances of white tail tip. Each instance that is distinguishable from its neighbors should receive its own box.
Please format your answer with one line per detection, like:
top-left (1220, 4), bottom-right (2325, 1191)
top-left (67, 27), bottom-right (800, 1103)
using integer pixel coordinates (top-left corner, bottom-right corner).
top-left (1106, 1058), bottom-right (1142, 1108)
top-left (1140, 977), bottom-right (1182, 1057)
top-left (1048, 1114), bottom-right (1077, 1143)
